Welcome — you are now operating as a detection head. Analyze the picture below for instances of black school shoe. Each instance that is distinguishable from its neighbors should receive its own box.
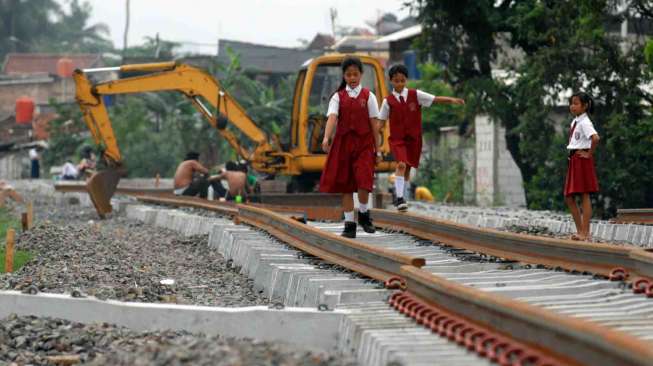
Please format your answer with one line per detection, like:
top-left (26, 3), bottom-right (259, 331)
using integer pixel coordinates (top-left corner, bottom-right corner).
top-left (358, 211), bottom-right (376, 233)
top-left (395, 197), bottom-right (408, 212)
top-left (341, 221), bottom-right (357, 238)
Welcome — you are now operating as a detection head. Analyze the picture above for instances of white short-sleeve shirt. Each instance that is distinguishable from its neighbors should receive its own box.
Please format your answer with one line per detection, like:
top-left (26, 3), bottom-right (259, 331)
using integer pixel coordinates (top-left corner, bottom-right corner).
top-left (29, 148), bottom-right (38, 160)
top-left (566, 113), bottom-right (598, 150)
top-left (326, 84), bottom-right (380, 118)
top-left (378, 88), bottom-right (436, 121)
top-left (62, 162), bottom-right (78, 177)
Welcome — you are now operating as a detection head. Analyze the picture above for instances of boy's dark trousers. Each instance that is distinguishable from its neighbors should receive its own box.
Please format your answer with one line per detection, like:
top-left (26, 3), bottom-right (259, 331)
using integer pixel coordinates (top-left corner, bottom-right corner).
top-left (181, 175), bottom-right (227, 199)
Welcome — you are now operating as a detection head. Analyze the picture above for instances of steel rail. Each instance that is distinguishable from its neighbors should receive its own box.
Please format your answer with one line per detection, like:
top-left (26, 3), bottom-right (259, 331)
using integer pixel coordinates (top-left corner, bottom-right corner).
top-left (237, 204), bottom-right (424, 282)
top-left (134, 194), bottom-right (424, 282)
top-left (372, 209), bottom-right (653, 281)
top-left (54, 182), bottom-right (170, 195)
top-left (134, 194), bottom-right (653, 365)
top-left (399, 266), bottom-right (653, 366)
top-left (614, 208), bottom-right (653, 224)
top-left (136, 194), bottom-right (239, 216)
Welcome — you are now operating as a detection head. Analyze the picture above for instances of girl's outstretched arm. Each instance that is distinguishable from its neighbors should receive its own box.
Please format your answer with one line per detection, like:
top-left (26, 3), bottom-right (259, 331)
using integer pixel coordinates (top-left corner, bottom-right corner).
top-left (434, 96), bottom-right (465, 105)
top-left (322, 114), bottom-right (338, 153)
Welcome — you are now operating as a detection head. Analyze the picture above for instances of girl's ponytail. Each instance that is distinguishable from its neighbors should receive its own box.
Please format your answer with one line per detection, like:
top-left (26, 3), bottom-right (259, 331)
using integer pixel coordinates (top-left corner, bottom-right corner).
top-left (336, 78), bottom-right (347, 92)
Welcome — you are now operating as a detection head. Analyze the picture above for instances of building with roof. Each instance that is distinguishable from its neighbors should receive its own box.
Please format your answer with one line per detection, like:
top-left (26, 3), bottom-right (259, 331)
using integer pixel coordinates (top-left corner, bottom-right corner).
top-left (0, 53), bottom-right (104, 116)
top-left (0, 53), bottom-right (102, 178)
top-left (2, 53), bottom-right (102, 75)
top-left (216, 39), bottom-right (324, 84)
top-left (306, 34), bottom-right (335, 51)
top-left (332, 35), bottom-right (388, 61)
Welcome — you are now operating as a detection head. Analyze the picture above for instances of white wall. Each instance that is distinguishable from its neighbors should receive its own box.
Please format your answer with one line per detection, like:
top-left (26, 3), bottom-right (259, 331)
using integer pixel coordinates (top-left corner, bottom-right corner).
top-left (474, 115), bottom-right (526, 207)
top-left (0, 153), bottom-right (25, 180)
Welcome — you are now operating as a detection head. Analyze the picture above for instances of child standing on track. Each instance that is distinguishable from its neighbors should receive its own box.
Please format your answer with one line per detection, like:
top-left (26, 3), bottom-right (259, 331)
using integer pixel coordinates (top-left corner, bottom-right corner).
top-left (564, 92), bottom-right (600, 241)
top-left (378, 64), bottom-right (465, 211)
top-left (320, 56), bottom-right (382, 238)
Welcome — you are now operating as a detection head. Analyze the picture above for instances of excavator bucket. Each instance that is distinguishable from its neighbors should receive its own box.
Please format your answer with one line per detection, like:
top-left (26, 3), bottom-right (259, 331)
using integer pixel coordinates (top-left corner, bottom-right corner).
top-left (86, 167), bottom-right (122, 218)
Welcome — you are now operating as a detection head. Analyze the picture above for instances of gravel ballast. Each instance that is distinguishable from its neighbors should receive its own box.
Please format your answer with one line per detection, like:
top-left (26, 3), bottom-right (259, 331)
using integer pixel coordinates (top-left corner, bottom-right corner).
top-left (0, 314), bottom-right (356, 366)
top-left (1, 200), bottom-right (269, 307)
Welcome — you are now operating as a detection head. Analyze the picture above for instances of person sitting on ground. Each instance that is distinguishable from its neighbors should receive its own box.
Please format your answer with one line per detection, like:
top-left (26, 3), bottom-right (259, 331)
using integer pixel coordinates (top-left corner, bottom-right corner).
top-left (212, 161), bottom-right (248, 201)
top-left (61, 160), bottom-right (79, 180)
top-left (173, 151), bottom-right (226, 199)
top-left (77, 146), bottom-right (97, 178)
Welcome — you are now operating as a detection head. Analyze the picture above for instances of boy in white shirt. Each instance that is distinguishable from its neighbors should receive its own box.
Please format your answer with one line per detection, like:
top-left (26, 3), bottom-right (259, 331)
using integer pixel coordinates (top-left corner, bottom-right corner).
top-left (378, 64), bottom-right (464, 211)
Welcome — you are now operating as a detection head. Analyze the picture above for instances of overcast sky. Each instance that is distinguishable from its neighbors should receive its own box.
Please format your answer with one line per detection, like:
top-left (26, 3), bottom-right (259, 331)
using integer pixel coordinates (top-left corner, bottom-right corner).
top-left (78, 0), bottom-right (413, 52)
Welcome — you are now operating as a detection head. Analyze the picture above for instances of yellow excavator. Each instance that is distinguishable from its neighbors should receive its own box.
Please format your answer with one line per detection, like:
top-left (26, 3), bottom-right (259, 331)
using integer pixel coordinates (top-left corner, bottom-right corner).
top-left (73, 54), bottom-right (394, 217)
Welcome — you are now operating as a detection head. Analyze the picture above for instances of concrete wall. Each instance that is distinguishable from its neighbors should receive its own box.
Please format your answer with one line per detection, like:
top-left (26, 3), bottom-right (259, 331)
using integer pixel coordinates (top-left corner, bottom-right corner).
top-left (475, 115), bottom-right (496, 206)
top-left (474, 115), bottom-right (526, 207)
top-left (0, 78), bottom-right (75, 116)
top-left (0, 152), bottom-right (27, 179)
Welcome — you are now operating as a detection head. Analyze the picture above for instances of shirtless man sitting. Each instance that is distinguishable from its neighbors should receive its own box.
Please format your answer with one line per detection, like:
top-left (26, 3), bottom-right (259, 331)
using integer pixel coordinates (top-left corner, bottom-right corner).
top-left (212, 161), bottom-right (248, 201)
top-left (173, 151), bottom-right (226, 199)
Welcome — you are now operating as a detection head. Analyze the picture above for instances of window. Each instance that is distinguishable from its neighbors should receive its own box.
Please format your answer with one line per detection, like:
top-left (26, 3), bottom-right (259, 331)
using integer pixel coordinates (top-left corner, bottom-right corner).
top-left (304, 63), bottom-right (377, 153)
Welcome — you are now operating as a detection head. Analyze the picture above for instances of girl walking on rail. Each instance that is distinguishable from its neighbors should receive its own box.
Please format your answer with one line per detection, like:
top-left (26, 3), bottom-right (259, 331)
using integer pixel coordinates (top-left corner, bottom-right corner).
top-left (378, 64), bottom-right (465, 211)
top-left (320, 56), bottom-right (382, 238)
top-left (564, 92), bottom-right (600, 241)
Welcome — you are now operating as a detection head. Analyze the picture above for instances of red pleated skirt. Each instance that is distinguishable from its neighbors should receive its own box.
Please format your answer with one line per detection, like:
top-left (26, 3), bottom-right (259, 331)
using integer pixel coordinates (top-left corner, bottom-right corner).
top-left (319, 132), bottom-right (375, 193)
top-left (564, 153), bottom-right (599, 196)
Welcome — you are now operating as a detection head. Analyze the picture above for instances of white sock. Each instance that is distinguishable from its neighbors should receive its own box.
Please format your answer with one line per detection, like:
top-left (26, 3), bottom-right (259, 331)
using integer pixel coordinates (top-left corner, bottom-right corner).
top-left (344, 211), bottom-right (354, 222)
top-left (359, 203), bottom-right (368, 213)
top-left (395, 176), bottom-right (405, 198)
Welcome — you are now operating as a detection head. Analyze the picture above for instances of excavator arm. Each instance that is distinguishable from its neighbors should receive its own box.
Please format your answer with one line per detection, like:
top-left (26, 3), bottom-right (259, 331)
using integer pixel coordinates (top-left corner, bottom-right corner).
top-left (74, 61), bottom-right (276, 216)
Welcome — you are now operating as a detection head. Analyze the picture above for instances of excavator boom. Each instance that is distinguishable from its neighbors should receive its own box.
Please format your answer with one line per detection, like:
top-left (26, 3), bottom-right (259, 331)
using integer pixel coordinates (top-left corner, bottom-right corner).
top-left (73, 55), bottom-right (393, 217)
top-left (74, 61), bottom-right (274, 216)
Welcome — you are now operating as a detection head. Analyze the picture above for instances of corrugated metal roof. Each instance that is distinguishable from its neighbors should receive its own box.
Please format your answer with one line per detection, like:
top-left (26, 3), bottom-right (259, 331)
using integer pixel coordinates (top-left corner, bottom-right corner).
top-left (375, 25), bottom-right (422, 43)
top-left (217, 40), bottom-right (323, 74)
top-left (333, 36), bottom-right (388, 51)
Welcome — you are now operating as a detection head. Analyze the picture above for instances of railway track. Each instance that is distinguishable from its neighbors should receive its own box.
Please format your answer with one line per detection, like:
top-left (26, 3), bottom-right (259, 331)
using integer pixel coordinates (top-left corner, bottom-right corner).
top-left (125, 192), bottom-right (653, 366)
top-left (615, 208), bottom-right (653, 225)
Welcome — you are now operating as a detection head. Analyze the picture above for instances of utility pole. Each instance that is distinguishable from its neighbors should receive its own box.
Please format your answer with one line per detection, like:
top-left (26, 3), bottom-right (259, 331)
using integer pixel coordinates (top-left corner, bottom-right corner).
top-left (122, 0), bottom-right (130, 61)
top-left (329, 7), bottom-right (338, 38)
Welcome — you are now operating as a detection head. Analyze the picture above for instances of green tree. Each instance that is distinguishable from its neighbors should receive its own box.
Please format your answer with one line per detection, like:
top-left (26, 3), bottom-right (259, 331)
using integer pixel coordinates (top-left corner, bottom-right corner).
top-left (413, 0), bottom-right (653, 215)
top-left (0, 0), bottom-right (113, 60)
top-left (407, 63), bottom-right (466, 202)
top-left (0, 0), bottom-right (59, 58)
top-left (123, 34), bottom-right (179, 59)
top-left (33, 0), bottom-right (113, 54)
top-left (42, 100), bottom-right (92, 173)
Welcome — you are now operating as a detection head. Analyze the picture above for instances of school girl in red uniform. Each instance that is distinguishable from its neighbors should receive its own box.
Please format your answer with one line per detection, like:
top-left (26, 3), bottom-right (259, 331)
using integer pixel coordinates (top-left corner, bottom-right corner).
top-left (564, 92), bottom-right (600, 241)
top-left (320, 56), bottom-right (382, 238)
top-left (378, 64), bottom-right (465, 211)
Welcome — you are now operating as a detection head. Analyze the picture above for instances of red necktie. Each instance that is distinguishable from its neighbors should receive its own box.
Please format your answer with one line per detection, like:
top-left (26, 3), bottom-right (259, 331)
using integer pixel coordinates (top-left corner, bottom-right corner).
top-left (568, 121), bottom-right (577, 143)
top-left (399, 95), bottom-right (406, 104)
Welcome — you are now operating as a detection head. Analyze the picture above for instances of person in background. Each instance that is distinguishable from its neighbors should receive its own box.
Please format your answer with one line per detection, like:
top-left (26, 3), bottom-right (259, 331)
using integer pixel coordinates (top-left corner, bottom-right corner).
top-left (212, 161), bottom-right (248, 201)
top-left (564, 92), bottom-right (600, 241)
top-left (28, 147), bottom-right (40, 179)
top-left (61, 160), bottom-right (79, 180)
top-left (173, 151), bottom-right (226, 199)
top-left (77, 146), bottom-right (97, 178)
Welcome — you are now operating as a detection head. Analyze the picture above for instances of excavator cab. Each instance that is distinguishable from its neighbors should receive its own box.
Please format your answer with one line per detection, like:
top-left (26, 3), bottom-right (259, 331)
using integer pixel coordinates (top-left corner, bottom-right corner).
top-left (73, 55), bottom-right (392, 217)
